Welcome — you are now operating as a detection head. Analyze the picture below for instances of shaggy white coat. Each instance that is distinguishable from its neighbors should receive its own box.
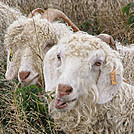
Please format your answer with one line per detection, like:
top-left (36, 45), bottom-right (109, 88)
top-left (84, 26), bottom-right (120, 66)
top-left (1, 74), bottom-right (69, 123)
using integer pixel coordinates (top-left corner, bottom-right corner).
top-left (5, 14), bottom-right (73, 85)
top-left (44, 32), bottom-right (134, 133)
top-left (115, 41), bottom-right (134, 86)
top-left (0, 2), bottom-right (22, 65)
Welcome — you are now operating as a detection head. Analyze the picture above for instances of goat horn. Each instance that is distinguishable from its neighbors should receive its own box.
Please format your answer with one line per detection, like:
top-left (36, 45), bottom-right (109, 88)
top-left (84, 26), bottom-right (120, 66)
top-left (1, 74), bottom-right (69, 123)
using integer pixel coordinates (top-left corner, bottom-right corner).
top-left (41, 8), bottom-right (79, 32)
top-left (28, 8), bottom-right (44, 18)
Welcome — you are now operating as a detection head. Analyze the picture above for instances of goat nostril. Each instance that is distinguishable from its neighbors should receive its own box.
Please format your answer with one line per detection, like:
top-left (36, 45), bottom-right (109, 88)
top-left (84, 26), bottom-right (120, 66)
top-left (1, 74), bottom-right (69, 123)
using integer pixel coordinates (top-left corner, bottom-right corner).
top-left (24, 72), bottom-right (30, 79)
top-left (19, 71), bottom-right (31, 81)
top-left (58, 84), bottom-right (73, 95)
top-left (66, 88), bottom-right (73, 93)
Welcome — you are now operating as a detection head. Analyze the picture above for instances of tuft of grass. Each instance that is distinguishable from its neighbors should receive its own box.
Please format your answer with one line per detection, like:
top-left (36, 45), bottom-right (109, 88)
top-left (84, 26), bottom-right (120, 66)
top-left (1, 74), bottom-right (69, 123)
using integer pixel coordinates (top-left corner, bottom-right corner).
top-left (0, 63), bottom-right (64, 133)
top-left (0, 79), bottom-right (64, 134)
top-left (122, 3), bottom-right (134, 25)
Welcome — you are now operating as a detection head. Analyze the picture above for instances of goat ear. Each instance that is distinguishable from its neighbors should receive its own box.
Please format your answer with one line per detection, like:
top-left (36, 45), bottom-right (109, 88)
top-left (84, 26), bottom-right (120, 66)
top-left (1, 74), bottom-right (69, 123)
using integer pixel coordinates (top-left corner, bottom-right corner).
top-left (43, 45), bottom-right (59, 92)
top-left (97, 65), bottom-right (123, 104)
top-left (96, 34), bottom-right (117, 50)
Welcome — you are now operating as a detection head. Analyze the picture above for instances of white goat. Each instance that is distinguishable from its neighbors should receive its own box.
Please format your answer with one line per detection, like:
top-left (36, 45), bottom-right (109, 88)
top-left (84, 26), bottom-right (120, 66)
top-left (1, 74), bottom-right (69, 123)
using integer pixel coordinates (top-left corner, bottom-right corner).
top-left (4, 8), bottom-right (79, 86)
top-left (97, 34), bottom-right (134, 86)
top-left (0, 2), bottom-right (22, 67)
top-left (44, 32), bottom-right (134, 133)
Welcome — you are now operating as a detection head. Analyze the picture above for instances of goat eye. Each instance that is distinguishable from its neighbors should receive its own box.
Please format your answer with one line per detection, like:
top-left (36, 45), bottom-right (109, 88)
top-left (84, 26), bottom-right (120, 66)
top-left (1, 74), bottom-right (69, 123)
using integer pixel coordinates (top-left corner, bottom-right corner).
top-left (57, 54), bottom-right (61, 61)
top-left (94, 61), bottom-right (101, 66)
top-left (9, 51), bottom-right (13, 62)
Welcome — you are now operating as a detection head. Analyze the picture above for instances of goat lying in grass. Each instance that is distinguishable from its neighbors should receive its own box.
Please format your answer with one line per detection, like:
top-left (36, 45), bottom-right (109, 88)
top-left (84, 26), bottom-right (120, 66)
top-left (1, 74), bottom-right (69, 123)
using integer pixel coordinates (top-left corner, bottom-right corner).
top-left (44, 31), bottom-right (134, 133)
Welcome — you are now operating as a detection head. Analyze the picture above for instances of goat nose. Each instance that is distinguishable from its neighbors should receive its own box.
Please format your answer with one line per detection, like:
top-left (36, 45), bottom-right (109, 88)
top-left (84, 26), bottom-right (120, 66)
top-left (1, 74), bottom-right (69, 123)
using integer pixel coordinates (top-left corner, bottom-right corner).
top-left (58, 84), bottom-right (73, 96)
top-left (19, 71), bottom-right (30, 82)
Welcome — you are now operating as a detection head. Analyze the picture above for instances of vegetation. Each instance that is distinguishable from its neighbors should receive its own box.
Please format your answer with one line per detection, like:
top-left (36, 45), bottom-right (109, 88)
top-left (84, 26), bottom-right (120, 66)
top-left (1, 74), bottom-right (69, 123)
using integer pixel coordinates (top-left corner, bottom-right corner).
top-left (0, 61), bottom-right (62, 133)
top-left (79, 1), bottom-right (134, 44)
top-left (122, 3), bottom-right (134, 25)
top-left (0, 1), bottom-right (134, 133)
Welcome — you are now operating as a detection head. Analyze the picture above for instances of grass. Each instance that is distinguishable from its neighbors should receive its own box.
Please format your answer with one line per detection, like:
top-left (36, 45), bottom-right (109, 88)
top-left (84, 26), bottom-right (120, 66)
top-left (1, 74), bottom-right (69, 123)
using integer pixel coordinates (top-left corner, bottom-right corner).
top-left (1, 0), bottom-right (133, 44)
top-left (0, 61), bottom-right (63, 134)
top-left (0, 0), bottom-right (134, 133)
top-left (79, 1), bottom-right (134, 44)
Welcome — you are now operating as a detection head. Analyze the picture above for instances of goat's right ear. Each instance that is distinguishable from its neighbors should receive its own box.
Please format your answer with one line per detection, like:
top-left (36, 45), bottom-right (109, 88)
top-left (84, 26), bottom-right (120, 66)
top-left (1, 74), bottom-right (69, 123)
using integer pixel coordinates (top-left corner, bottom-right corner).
top-left (43, 45), bottom-right (59, 92)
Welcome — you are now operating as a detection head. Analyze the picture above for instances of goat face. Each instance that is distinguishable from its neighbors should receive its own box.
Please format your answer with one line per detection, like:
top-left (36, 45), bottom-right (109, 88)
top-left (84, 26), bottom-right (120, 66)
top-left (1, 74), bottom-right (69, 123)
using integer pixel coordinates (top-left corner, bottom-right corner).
top-left (5, 19), bottom-right (54, 85)
top-left (5, 46), bottom-right (41, 85)
top-left (5, 43), bottom-right (52, 86)
top-left (44, 33), bottom-right (123, 111)
top-left (18, 47), bottom-right (40, 85)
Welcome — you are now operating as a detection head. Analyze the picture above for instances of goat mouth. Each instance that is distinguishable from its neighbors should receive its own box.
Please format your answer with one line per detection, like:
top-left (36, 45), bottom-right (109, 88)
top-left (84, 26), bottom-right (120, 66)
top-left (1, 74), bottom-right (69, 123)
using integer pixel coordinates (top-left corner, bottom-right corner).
top-left (55, 97), bottom-right (76, 109)
top-left (23, 74), bottom-right (39, 86)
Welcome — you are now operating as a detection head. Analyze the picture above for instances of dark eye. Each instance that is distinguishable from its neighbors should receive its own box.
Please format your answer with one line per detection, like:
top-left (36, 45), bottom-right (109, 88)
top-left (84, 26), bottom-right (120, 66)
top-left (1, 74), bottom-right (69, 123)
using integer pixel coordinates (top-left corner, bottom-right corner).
top-left (94, 61), bottom-right (102, 66)
top-left (57, 54), bottom-right (61, 61)
top-left (9, 51), bottom-right (13, 62)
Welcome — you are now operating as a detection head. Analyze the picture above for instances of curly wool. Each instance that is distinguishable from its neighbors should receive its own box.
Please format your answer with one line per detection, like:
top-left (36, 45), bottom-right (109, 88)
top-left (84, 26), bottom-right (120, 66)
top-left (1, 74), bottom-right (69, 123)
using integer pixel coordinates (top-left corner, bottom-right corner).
top-left (45, 32), bottom-right (134, 133)
top-left (115, 42), bottom-right (134, 86)
top-left (50, 82), bottom-right (134, 134)
top-left (5, 14), bottom-right (73, 84)
top-left (0, 2), bottom-right (22, 66)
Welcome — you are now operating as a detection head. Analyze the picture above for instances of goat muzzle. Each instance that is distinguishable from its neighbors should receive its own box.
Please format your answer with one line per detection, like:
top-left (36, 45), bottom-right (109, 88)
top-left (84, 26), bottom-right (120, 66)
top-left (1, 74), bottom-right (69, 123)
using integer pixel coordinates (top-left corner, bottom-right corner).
top-left (58, 84), bottom-right (73, 97)
top-left (19, 71), bottom-right (30, 82)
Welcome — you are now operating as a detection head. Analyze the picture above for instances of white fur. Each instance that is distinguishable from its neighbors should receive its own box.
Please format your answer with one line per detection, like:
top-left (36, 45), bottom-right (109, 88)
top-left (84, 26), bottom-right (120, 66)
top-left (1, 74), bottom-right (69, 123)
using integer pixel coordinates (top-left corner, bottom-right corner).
top-left (115, 41), bottom-right (134, 85)
top-left (5, 13), bottom-right (73, 85)
top-left (0, 2), bottom-right (22, 67)
top-left (97, 33), bottom-right (134, 86)
top-left (44, 32), bottom-right (134, 133)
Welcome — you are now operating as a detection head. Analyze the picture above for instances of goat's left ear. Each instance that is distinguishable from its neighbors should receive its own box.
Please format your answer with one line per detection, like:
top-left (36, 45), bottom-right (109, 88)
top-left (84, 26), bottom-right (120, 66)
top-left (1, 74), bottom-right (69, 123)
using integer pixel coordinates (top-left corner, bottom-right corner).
top-left (97, 63), bottom-right (123, 104)
top-left (96, 34), bottom-right (116, 50)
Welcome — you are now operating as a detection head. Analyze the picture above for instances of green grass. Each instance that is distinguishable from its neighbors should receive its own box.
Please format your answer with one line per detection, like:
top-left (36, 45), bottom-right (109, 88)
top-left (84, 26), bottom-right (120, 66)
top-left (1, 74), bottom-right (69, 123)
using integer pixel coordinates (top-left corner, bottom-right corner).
top-left (0, 61), bottom-right (64, 134)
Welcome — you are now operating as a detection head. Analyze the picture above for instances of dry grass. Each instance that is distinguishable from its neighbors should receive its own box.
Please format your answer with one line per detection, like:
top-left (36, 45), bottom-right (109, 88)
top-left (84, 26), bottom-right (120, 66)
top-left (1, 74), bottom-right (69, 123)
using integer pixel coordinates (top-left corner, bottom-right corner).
top-left (1, 0), bottom-right (134, 44)
top-left (95, 0), bottom-right (134, 44)
top-left (0, 0), bottom-right (134, 133)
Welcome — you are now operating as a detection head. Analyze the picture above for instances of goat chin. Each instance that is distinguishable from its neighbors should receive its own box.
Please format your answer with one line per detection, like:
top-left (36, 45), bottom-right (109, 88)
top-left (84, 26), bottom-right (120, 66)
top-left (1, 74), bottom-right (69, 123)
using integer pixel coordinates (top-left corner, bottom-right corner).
top-left (49, 82), bottom-right (134, 134)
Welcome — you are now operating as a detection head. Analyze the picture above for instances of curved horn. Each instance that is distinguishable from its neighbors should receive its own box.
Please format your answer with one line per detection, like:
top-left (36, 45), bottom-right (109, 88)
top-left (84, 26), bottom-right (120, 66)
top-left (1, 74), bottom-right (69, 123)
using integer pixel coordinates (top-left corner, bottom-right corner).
top-left (41, 8), bottom-right (79, 32)
top-left (28, 8), bottom-right (44, 18)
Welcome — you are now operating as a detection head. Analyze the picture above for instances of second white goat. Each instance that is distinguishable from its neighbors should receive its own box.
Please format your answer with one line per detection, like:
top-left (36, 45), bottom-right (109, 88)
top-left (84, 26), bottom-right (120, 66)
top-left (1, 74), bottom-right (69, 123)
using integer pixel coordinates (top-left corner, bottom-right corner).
top-left (5, 8), bottom-right (79, 86)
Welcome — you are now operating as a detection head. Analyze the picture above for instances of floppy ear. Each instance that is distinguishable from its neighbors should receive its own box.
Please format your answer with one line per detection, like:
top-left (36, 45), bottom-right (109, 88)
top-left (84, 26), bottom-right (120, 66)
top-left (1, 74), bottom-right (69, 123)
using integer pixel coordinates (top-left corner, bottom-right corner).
top-left (96, 34), bottom-right (117, 50)
top-left (43, 45), bottom-right (59, 92)
top-left (97, 57), bottom-right (123, 104)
